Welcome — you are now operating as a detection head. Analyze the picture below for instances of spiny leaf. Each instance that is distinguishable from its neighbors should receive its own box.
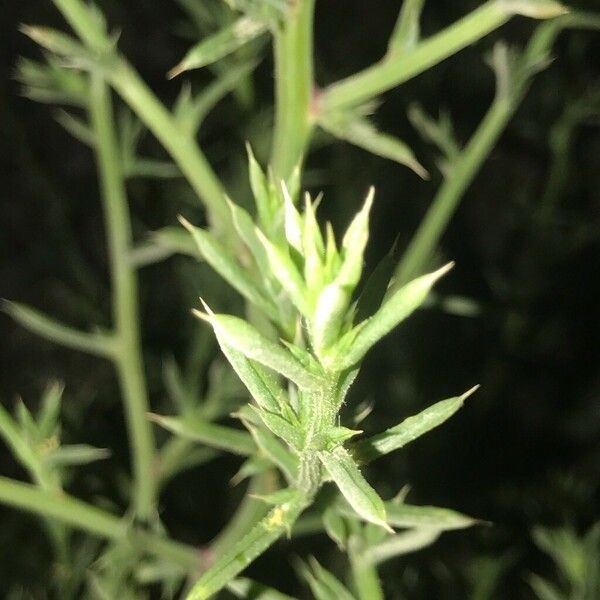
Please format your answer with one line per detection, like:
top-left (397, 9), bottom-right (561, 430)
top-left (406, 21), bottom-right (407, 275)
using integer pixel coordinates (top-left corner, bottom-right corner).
top-left (250, 406), bottom-right (303, 450)
top-left (149, 414), bottom-right (255, 456)
top-left (319, 112), bottom-right (428, 178)
top-left (364, 528), bottom-right (441, 565)
top-left (44, 444), bottom-right (110, 467)
top-left (318, 446), bottom-right (391, 532)
top-left (336, 263), bottom-right (453, 370)
top-left (299, 556), bottom-right (357, 600)
top-left (353, 385), bottom-right (478, 463)
top-left (502, 0), bottom-right (569, 19)
top-left (180, 217), bottom-right (272, 313)
top-left (244, 422), bottom-right (298, 483)
top-left (196, 309), bottom-right (323, 390)
top-left (2, 301), bottom-right (115, 358)
top-left (385, 502), bottom-right (480, 530)
top-left (168, 16), bottom-right (266, 78)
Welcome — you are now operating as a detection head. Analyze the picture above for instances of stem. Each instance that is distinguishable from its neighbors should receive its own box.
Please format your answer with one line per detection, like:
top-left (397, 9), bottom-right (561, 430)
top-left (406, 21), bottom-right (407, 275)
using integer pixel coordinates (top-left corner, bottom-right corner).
top-left (349, 537), bottom-right (384, 600)
top-left (395, 95), bottom-right (516, 285)
top-left (52, 0), bottom-right (232, 238)
top-left (320, 1), bottom-right (511, 112)
top-left (0, 476), bottom-right (199, 569)
top-left (89, 73), bottom-right (156, 521)
top-left (270, 0), bottom-right (316, 181)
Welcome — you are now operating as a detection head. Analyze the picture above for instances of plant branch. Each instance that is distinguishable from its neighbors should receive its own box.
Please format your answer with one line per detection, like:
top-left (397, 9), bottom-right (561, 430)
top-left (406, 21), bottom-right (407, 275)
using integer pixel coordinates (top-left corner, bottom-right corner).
top-left (270, 0), bottom-right (316, 181)
top-left (394, 11), bottom-right (600, 285)
top-left (319, 0), bottom-right (555, 113)
top-left (52, 0), bottom-right (232, 238)
top-left (88, 72), bottom-right (156, 521)
top-left (0, 475), bottom-right (199, 569)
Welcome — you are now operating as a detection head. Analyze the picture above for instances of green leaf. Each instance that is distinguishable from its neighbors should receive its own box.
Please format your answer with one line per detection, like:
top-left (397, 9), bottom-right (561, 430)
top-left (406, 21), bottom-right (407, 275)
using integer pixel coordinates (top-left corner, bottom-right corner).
top-left (0, 404), bottom-right (38, 472)
top-left (3, 301), bottom-right (116, 358)
top-left (20, 25), bottom-right (89, 58)
top-left (502, 0), bottom-right (569, 19)
top-left (54, 109), bottom-right (95, 146)
top-left (246, 144), bottom-right (273, 229)
top-left (319, 112), bottom-right (428, 178)
top-left (168, 16), bottom-right (267, 78)
top-left (300, 557), bottom-right (357, 600)
top-left (336, 263), bottom-right (453, 370)
top-left (244, 422), bottom-right (298, 483)
top-left (323, 507), bottom-right (350, 549)
top-left (180, 217), bottom-right (272, 313)
top-left (353, 385), bottom-right (478, 463)
top-left (311, 283), bottom-right (350, 356)
top-left (364, 528), bottom-right (441, 565)
top-left (251, 407), bottom-right (303, 450)
top-left (528, 575), bottom-right (564, 600)
top-left (186, 491), bottom-right (307, 600)
top-left (355, 238), bottom-right (399, 323)
top-left (174, 60), bottom-right (259, 134)
top-left (217, 340), bottom-right (284, 413)
top-left (318, 447), bottom-right (391, 532)
top-left (198, 310), bottom-right (323, 390)
top-left (384, 502), bottom-right (478, 530)
top-left (227, 577), bottom-right (298, 600)
top-left (256, 229), bottom-right (308, 315)
top-left (388, 0), bottom-right (426, 56)
top-left (44, 444), bottom-right (110, 467)
top-left (37, 381), bottom-right (64, 439)
top-left (149, 414), bottom-right (255, 456)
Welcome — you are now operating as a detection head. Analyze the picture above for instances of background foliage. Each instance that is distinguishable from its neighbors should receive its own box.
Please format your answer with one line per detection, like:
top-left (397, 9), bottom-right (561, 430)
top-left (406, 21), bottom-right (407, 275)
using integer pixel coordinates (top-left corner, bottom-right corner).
top-left (1, 0), bottom-right (599, 598)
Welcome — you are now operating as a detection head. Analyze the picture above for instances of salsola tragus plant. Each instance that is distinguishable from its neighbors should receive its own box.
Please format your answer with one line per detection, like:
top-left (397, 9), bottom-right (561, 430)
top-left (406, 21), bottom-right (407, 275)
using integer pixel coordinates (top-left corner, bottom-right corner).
top-left (2, 0), bottom-right (599, 597)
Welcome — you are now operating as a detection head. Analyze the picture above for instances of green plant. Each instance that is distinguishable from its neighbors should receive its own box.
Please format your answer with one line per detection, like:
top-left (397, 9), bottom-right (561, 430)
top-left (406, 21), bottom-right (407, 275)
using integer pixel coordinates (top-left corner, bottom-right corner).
top-left (2, 0), bottom-right (599, 597)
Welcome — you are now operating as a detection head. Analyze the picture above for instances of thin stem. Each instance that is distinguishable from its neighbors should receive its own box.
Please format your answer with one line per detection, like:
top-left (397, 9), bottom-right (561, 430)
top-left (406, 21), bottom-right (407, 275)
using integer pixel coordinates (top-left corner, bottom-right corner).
top-left (88, 73), bottom-right (156, 521)
top-left (395, 95), bottom-right (516, 285)
top-left (320, 1), bottom-right (511, 112)
top-left (52, 0), bottom-right (232, 239)
top-left (349, 538), bottom-right (384, 600)
top-left (0, 476), bottom-right (199, 569)
top-left (270, 0), bottom-right (316, 181)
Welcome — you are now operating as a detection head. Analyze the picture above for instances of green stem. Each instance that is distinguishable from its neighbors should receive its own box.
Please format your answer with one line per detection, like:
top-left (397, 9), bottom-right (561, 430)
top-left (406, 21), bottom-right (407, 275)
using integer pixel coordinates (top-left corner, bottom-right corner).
top-left (394, 12), bottom-right (600, 285)
top-left (395, 95), bottom-right (516, 285)
top-left (270, 0), bottom-right (316, 181)
top-left (52, 0), bottom-right (232, 238)
top-left (89, 73), bottom-right (156, 521)
top-left (349, 537), bottom-right (384, 600)
top-left (0, 476), bottom-right (199, 569)
top-left (320, 1), bottom-right (512, 112)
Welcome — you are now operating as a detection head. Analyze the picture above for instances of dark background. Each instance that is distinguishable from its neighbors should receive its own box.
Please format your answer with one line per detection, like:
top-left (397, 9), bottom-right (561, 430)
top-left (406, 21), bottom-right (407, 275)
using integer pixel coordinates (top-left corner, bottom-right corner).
top-left (1, 1), bottom-right (599, 597)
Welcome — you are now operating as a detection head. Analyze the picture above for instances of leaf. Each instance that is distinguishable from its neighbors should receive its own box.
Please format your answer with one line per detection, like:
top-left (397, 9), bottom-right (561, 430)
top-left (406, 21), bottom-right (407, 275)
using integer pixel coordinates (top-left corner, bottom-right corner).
top-left (246, 144), bottom-right (273, 229)
top-left (198, 309), bottom-right (323, 390)
top-left (256, 229), bottom-right (309, 315)
top-left (318, 447), bottom-right (391, 532)
top-left (319, 112), bottom-right (428, 178)
top-left (528, 575), bottom-right (564, 600)
top-left (323, 507), bottom-right (350, 549)
top-left (20, 25), bottom-right (89, 58)
top-left (384, 502), bottom-right (478, 531)
top-left (353, 385), bottom-right (478, 463)
top-left (37, 381), bottom-right (65, 439)
top-left (168, 16), bottom-right (267, 78)
top-left (502, 0), bottom-right (569, 19)
top-left (149, 414), bottom-right (255, 456)
top-left (364, 528), bottom-right (441, 565)
top-left (245, 422), bottom-right (298, 483)
top-left (54, 109), bottom-right (95, 146)
top-left (186, 491), bottom-right (307, 600)
top-left (251, 407), bottom-right (303, 451)
top-left (336, 263), bottom-right (453, 370)
top-left (388, 0), bottom-right (426, 56)
top-left (355, 237), bottom-right (400, 322)
top-left (0, 404), bottom-right (38, 472)
top-left (3, 301), bottom-right (116, 358)
top-left (174, 60), bottom-right (259, 134)
top-left (299, 557), bottom-right (357, 600)
top-left (217, 340), bottom-right (284, 413)
top-left (227, 577), bottom-right (298, 600)
top-left (44, 444), bottom-right (110, 467)
top-left (180, 217), bottom-right (272, 313)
